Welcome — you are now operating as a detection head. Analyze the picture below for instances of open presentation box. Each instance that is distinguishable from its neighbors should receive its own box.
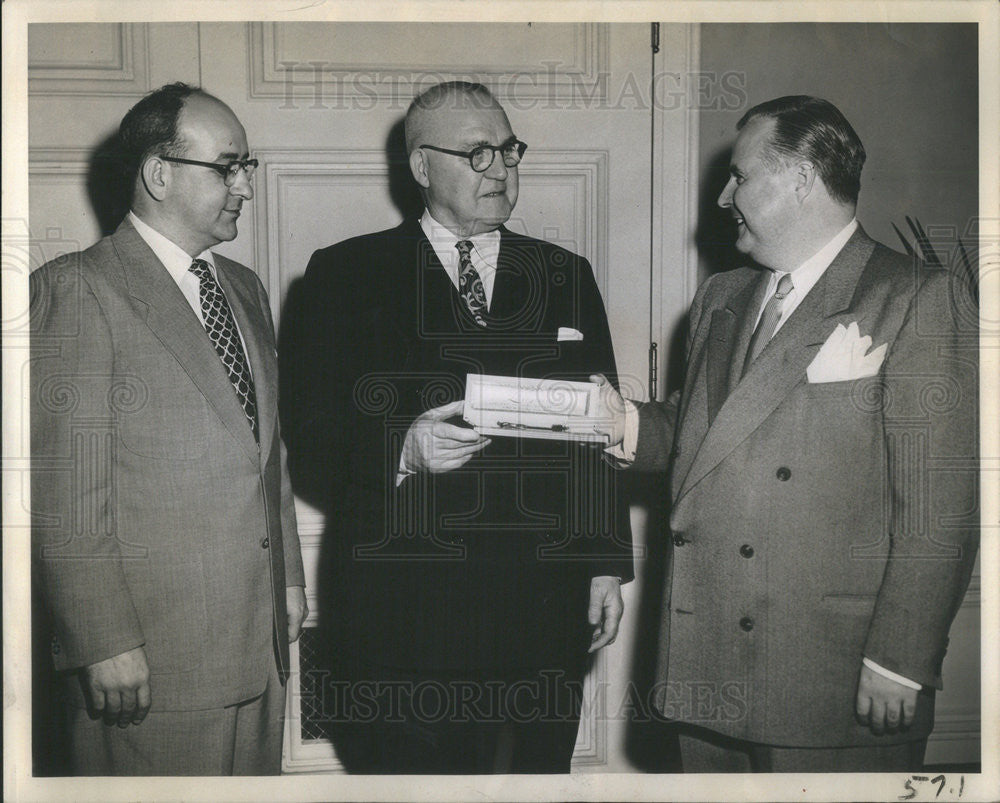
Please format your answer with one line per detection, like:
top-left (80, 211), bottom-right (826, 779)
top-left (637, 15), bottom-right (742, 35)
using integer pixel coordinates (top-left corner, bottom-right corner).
top-left (462, 373), bottom-right (611, 444)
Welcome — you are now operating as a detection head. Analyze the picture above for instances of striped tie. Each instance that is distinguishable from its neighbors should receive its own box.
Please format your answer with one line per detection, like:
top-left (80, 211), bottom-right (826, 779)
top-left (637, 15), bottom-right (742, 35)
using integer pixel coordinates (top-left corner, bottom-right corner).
top-left (742, 273), bottom-right (794, 377)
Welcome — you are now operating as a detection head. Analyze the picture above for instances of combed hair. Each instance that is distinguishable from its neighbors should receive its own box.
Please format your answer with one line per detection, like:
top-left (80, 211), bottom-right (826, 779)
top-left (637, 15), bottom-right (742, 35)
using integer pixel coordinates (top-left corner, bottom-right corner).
top-left (118, 82), bottom-right (202, 183)
top-left (738, 95), bottom-right (866, 205)
top-left (404, 81), bottom-right (500, 154)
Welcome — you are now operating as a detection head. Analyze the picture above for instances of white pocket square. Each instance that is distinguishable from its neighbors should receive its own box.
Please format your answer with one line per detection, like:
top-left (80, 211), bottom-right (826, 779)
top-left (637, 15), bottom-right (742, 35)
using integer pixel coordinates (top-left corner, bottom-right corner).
top-left (807, 321), bottom-right (887, 383)
top-left (557, 327), bottom-right (584, 342)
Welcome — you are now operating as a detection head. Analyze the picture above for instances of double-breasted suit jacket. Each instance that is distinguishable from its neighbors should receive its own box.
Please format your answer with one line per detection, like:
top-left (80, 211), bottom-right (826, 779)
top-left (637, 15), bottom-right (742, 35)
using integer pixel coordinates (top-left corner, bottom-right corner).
top-left (280, 218), bottom-right (634, 674)
top-left (635, 227), bottom-right (978, 746)
top-left (31, 218), bottom-right (305, 712)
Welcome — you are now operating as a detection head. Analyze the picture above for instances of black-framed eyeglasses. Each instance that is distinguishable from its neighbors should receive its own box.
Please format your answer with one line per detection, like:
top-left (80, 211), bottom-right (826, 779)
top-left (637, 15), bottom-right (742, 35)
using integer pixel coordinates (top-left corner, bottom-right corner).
top-left (420, 140), bottom-right (527, 173)
top-left (159, 156), bottom-right (258, 186)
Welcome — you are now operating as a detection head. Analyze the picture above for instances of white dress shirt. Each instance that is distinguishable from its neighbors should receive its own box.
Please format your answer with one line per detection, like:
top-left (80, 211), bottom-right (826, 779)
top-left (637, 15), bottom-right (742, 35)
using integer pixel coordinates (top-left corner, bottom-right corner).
top-left (419, 209), bottom-right (501, 308)
top-left (128, 211), bottom-right (252, 374)
top-left (750, 218), bottom-right (859, 335)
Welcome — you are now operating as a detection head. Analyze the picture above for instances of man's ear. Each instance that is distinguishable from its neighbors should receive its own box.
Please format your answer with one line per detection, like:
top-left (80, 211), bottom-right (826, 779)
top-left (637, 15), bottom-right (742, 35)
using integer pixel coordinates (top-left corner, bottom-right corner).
top-left (409, 149), bottom-right (430, 189)
top-left (140, 156), bottom-right (169, 202)
top-left (793, 160), bottom-right (817, 202)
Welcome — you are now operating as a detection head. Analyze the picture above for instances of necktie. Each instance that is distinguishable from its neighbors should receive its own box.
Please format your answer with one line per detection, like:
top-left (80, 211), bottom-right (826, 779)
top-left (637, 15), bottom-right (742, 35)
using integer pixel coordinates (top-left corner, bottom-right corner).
top-left (455, 240), bottom-right (488, 327)
top-left (742, 272), bottom-right (794, 377)
top-left (189, 259), bottom-right (259, 440)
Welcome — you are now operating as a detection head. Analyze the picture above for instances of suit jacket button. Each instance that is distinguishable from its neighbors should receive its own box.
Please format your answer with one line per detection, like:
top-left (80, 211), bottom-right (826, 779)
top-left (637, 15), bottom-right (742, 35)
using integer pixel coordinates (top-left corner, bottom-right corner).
top-left (775, 467), bottom-right (791, 481)
top-left (739, 616), bottom-right (754, 632)
top-left (261, 537), bottom-right (270, 549)
top-left (672, 534), bottom-right (686, 547)
top-left (739, 544), bottom-right (754, 558)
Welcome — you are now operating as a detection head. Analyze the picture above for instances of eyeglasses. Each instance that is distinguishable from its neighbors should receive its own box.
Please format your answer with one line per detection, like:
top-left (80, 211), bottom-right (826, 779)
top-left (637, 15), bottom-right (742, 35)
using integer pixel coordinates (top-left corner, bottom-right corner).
top-left (159, 156), bottom-right (258, 186)
top-left (420, 140), bottom-right (527, 173)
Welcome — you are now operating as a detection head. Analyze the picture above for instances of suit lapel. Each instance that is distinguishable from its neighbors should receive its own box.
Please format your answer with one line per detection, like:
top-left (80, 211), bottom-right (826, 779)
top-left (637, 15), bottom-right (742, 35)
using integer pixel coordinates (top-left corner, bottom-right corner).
top-left (675, 228), bottom-right (877, 505)
top-left (708, 273), bottom-right (767, 422)
top-left (492, 228), bottom-right (524, 322)
top-left (111, 220), bottom-right (260, 464)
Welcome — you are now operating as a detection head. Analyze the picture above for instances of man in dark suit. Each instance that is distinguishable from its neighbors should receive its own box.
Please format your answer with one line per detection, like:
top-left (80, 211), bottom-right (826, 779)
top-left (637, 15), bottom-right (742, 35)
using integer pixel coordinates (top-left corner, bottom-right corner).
top-left (596, 96), bottom-right (978, 771)
top-left (31, 83), bottom-right (307, 775)
top-left (280, 81), bottom-right (633, 773)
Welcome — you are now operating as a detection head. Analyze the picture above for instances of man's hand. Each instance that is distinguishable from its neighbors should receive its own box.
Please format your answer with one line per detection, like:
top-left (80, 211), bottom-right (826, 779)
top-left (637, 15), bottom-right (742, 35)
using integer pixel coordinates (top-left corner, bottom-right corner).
top-left (855, 663), bottom-right (918, 735)
top-left (588, 374), bottom-right (628, 447)
top-left (83, 646), bottom-right (151, 727)
top-left (401, 400), bottom-right (490, 474)
top-left (287, 585), bottom-right (308, 643)
top-left (587, 576), bottom-right (624, 653)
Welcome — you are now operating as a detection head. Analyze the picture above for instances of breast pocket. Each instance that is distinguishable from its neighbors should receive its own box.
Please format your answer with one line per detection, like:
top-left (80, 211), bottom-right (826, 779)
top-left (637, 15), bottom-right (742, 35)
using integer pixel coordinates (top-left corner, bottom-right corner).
top-left (801, 375), bottom-right (884, 405)
top-left (117, 372), bottom-right (214, 460)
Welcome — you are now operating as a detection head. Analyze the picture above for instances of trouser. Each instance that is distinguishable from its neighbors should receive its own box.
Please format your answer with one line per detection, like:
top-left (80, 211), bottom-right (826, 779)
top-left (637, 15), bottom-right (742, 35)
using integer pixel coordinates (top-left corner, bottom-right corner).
top-left (67, 658), bottom-right (286, 776)
top-left (324, 657), bottom-right (587, 774)
top-left (676, 723), bottom-right (927, 773)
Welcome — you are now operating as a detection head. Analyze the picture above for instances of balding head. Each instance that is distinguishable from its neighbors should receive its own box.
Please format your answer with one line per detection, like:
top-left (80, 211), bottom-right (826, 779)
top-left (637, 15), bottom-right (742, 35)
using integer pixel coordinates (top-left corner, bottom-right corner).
top-left (404, 81), bottom-right (504, 156)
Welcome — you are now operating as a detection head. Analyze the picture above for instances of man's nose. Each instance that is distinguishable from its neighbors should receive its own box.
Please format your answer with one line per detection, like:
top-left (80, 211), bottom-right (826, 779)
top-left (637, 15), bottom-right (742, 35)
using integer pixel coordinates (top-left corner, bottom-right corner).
top-left (230, 172), bottom-right (253, 201)
top-left (484, 152), bottom-right (509, 180)
top-left (717, 177), bottom-right (734, 208)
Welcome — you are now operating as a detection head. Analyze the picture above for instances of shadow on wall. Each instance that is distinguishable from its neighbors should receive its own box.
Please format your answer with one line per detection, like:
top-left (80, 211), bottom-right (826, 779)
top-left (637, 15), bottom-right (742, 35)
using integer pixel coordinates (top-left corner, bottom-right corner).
top-left (86, 131), bottom-right (132, 238)
top-left (385, 116), bottom-right (423, 222)
top-left (696, 144), bottom-right (742, 281)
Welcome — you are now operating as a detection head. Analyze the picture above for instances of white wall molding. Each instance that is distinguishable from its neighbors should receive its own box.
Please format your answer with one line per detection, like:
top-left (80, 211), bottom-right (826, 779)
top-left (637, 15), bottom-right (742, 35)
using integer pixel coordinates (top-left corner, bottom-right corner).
top-left (248, 22), bottom-right (608, 104)
top-left (28, 23), bottom-right (150, 96)
top-left (650, 23), bottom-right (700, 402)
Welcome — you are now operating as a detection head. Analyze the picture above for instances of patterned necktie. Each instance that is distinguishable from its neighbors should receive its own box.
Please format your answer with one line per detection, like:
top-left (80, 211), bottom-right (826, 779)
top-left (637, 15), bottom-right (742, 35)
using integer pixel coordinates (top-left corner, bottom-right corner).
top-left (189, 259), bottom-right (259, 440)
top-left (742, 272), bottom-right (794, 377)
top-left (455, 240), bottom-right (488, 327)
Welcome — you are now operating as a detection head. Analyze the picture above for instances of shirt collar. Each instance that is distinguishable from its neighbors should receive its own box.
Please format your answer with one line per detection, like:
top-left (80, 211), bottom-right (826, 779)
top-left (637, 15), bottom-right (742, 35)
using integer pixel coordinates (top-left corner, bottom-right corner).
top-left (128, 211), bottom-right (215, 282)
top-left (419, 209), bottom-right (501, 271)
top-left (778, 218), bottom-right (858, 294)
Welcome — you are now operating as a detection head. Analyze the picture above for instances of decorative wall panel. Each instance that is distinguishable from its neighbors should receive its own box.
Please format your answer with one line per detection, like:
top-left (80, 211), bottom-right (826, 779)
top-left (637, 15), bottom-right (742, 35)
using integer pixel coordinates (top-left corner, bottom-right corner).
top-left (249, 22), bottom-right (608, 104)
top-left (28, 23), bottom-right (150, 96)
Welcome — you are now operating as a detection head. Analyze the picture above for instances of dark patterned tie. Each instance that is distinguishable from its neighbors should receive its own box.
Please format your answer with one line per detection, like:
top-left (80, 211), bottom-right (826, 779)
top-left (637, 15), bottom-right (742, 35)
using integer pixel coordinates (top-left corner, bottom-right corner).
top-left (742, 272), bottom-right (794, 377)
top-left (189, 259), bottom-right (259, 440)
top-left (455, 240), bottom-right (488, 327)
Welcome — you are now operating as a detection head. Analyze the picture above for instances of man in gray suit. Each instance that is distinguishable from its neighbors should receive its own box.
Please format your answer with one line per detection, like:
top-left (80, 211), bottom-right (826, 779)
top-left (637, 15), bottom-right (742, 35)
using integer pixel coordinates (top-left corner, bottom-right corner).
top-left (31, 82), bottom-right (307, 775)
top-left (596, 96), bottom-right (978, 771)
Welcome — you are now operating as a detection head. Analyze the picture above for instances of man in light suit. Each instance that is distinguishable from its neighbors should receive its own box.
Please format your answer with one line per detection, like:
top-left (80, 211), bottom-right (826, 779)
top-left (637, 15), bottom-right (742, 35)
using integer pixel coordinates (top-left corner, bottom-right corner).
top-left (31, 82), bottom-right (307, 775)
top-left (280, 81), bottom-right (633, 773)
top-left (597, 96), bottom-right (978, 771)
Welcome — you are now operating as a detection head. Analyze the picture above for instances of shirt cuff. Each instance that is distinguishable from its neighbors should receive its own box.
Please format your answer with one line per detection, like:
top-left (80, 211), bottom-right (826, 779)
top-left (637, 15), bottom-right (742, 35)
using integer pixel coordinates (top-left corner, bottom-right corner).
top-left (396, 454), bottom-right (415, 487)
top-left (862, 657), bottom-right (922, 690)
top-left (603, 399), bottom-right (639, 464)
